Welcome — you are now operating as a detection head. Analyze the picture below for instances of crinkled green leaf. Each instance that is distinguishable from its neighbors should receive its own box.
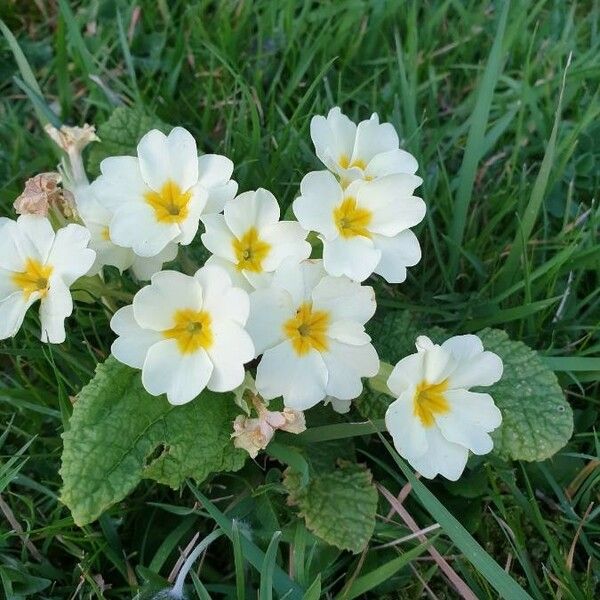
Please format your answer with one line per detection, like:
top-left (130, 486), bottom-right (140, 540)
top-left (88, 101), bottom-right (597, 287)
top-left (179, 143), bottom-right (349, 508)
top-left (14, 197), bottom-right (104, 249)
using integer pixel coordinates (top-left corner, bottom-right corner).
top-left (356, 312), bottom-right (573, 462)
top-left (86, 107), bottom-right (169, 176)
top-left (283, 460), bottom-right (377, 554)
top-left (60, 357), bottom-right (245, 526)
top-left (477, 328), bottom-right (573, 461)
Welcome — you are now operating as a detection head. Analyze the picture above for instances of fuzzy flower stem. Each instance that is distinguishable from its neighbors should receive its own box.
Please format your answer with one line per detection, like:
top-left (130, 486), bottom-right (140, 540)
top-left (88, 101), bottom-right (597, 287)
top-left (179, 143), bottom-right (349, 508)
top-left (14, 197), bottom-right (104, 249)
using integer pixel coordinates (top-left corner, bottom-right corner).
top-left (169, 529), bottom-right (223, 599)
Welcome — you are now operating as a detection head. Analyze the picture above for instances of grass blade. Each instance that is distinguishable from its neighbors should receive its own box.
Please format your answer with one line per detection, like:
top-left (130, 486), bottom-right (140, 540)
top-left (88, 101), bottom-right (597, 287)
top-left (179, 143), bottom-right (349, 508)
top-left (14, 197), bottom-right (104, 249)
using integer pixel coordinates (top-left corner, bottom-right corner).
top-left (259, 531), bottom-right (282, 600)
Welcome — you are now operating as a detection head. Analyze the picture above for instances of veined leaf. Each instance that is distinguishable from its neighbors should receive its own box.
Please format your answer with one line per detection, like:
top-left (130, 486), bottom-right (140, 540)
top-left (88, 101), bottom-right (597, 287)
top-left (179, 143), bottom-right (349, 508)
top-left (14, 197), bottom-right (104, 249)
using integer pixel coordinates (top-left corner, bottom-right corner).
top-left (60, 357), bottom-right (246, 526)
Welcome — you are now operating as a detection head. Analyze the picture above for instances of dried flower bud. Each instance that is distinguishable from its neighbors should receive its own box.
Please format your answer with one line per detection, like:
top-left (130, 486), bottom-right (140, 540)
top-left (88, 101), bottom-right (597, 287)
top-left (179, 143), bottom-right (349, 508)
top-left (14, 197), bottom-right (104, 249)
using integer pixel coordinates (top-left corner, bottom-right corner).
top-left (45, 123), bottom-right (99, 153)
top-left (13, 172), bottom-right (61, 217)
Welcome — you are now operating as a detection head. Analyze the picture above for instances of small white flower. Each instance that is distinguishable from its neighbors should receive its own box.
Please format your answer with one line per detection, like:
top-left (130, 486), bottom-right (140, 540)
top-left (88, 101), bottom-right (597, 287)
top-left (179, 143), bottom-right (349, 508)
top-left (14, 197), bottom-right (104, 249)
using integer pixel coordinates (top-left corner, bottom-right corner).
top-left (246, 259), bottom-right (379, 410)
top-left (110, 266), bottom-right (254, 405)
top-left (76, 186), bottom-right (177, 280)
top-left (90, 127), bottom-right (237, 257)
top-left (0, 215), bottom-right (95, 343)
top-left (310, 107), bottom-right (418, 185)
top-left (201, 188), bottom-right (311, 291)
top-left (385, 335), bottom-right (504, 481)
top-left (293, 170), bottom-right (425, 282)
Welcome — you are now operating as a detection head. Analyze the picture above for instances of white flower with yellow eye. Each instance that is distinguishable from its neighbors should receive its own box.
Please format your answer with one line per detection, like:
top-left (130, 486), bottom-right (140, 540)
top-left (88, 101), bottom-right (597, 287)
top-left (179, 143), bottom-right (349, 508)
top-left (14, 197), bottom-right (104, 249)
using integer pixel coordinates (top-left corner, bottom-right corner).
top-left (0, 215), bottom-right (95, 343)
top-left (201, 188), bottom-right (311, 291)
top-left (246, 259), bottom-right (379, 410)
top-left (311, 107), bottom-right (418, 185)
top-left (110, 266), bottom-right (254, 405)
top-left (293, 170), bottom-right (425, 283)
top-left (385, 335), bottom-right (504, 481)
top-left (76, 186), bottom-right (177, 280)
top-left (90, 127), bottom-right (237, 257)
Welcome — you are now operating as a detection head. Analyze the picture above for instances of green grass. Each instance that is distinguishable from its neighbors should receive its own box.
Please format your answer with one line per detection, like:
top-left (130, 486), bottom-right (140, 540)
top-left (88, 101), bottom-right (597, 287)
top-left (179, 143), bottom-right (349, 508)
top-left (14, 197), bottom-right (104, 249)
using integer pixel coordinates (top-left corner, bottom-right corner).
top-left (0, 0), bottom-right (598, 598)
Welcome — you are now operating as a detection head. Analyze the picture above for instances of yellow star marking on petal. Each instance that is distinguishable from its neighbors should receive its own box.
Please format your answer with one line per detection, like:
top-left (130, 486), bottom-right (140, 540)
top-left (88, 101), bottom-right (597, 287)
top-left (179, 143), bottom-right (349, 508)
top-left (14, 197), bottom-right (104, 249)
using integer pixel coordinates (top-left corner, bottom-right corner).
top-left (333, 197), bottom-right (372, 238)
top-left (163, 308), bottom-right (213, 354)
top-left (101, 226), bottom-right (111, 241)
top-left (413, 379), bottom-right (450, 427)
top-left (283, 302), bottom-right (330, 356)
top-left (145, 180), bottom-right (192, 224)
top-left (338, 155), bottom-right (367, 171)
top-left (12, 258), bottom-right (53, 298)
top-left (232, 227), bottom-right (271, 272)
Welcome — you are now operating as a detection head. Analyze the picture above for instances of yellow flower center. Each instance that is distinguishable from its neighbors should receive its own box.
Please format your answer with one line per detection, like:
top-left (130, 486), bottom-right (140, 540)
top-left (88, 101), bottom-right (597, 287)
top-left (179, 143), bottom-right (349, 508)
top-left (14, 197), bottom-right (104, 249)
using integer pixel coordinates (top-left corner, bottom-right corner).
top-left (413, 379), bottom-right (450, 427)
top-left (101, 226), bottom-right (111, 241)
top-left (333, 197), bottom-right (372, 238)
top-left (145, 180), bottom-right (192, 224)
top-left (163, 308), bottom-right (213, 354)
top-left (339, 155), bottom-right (367, 170)
top-left (232, 227), bottom-right (271, 272)
top-left (283, 302), bottom-right (330, 356)
top-left (12, 258), bottom-right (53, 298)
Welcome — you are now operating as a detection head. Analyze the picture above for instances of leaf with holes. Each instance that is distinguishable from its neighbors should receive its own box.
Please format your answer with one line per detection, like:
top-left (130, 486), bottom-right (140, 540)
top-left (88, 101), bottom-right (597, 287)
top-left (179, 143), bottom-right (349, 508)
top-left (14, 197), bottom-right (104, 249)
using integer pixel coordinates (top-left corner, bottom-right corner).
top-left (284, 460), bottom-right (377, 553)
top-left (356, 312), bottom-right (573, 462)
top-left (60, 357), bottom-right (246, 526)
top-left (86, 107), bottom-right (169, 176)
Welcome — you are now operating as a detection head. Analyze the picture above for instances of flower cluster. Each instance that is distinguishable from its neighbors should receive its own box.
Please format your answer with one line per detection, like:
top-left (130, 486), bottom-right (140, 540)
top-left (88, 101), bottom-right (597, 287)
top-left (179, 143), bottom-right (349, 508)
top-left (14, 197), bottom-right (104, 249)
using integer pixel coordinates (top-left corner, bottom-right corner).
top-left (1, 107), bottom-right (504, 481)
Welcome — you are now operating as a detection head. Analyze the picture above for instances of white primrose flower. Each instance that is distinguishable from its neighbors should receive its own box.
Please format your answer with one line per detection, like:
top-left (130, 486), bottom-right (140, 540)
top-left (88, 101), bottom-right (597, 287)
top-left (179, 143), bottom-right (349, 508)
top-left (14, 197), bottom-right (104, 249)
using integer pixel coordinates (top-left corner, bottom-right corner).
top-left (0, 215), bottom-right (95, 343)
top-left (90, 126), bottom-right (237, 257)
top-left (385, 335), bottom-right (504, 481)
top-left (311, 106), bottom-right (418, 185)
top-left (110, 266), bottom-right (254, 405)
top-left (246, 259), bottom-right (379, 410)
top-left (76, 186), bottom-right (178, 280)
top-left (293, 170), bottom-right (425, 282)
top-left (201, 188), bottom-right (311, 291)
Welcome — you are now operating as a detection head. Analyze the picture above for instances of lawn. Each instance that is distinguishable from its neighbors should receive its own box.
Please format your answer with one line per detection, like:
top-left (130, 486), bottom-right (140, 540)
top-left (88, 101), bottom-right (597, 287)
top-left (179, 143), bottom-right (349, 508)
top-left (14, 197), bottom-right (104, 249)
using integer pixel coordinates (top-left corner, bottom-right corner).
top-left (0, 1), bottom-right (599, 598)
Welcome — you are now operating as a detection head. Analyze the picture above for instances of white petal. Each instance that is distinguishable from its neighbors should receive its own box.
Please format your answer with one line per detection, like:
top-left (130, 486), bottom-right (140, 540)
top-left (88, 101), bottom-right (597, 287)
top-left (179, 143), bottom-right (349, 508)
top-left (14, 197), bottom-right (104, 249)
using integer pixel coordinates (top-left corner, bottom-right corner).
top-left (207, 320), bottom-right (254, 392)
top-left (372, 230), bottom-right (422, 283)
top-left (193, 264), bottom-right (250, 325)
top-left (0, 268), bottom-right (19, 300)
top-left (130, 243), bottom-right (178, 281)
top-left (408, 426), bottom-right (469, 481)
top-left (311, 275), bottom-right (376, 324)
top-left (142, 339), bottom-right (213, 405)
top-left (200, 214), bottom-right (236, 261)
top-left (39, 277), bottom-right (72, 343)
top-left (110, 202), bottom-right (179, 257)
top-left (224, 188), bottom-right (280, 238)
top-left (271, 258), bottom-right (325, 306)
top-left (205, 255), bottom-right (252, 291)
top-left (322, 235), bottom-right (381, 282)
top-left (351, 115), bottom-right (399, 165)
top-left (197, 154), bottom-right (234, 187)
top-left (385, 389), bottom-right (428, 460)
top-left (322, 340), bottom-right (379, 400)
top-left (47, 224), bottom-right (95, 285)
top-left (443, 335), bottom-right (503, 389)
top-left (133, 271), bottom-right (203, 331)
top-left (94, 157), bottom-right (147, 211)
top-left (327, 320), bottom-right (371, 345)
top-left (310, 108), bottom-right (356, 173)
top-left (175, 185), bottom-right (208, 245)
top-left (16, 215), bottom-right (55, 263)
top-left (436, 390), bottom-right (501, 455)
top-left (205, 180), bottom-right (237, 214)
top-left (110, 305), bottom-right (162, 368)
top-left (387, 353), bottom-right (425, 397)
top-left (0, 218), bottom-right (26, 271)
top-left (246, 287), bottom-right (293, 355)
top-left (0, 292), bottom-right (32, 340)
top-left (260, 221), bottom-right (311, 271)
top-left (293, 171), bottom-right (342, 240)
top-left (365, 148), bottom-right (419, 178)
top-left (256, 341), bottom-right (327, 409)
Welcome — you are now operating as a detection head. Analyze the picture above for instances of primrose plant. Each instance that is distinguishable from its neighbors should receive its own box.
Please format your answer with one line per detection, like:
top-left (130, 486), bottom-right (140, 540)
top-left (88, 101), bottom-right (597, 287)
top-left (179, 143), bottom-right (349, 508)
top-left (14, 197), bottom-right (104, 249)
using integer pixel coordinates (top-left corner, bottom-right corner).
top-left (2, 107), bottom-right (573, 541)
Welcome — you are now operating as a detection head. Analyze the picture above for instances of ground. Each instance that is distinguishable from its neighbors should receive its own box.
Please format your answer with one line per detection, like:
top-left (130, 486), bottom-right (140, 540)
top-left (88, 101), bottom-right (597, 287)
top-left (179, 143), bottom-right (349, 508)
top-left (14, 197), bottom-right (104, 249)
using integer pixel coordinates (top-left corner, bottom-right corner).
top-left (0, 1), bottom-right (598, 598)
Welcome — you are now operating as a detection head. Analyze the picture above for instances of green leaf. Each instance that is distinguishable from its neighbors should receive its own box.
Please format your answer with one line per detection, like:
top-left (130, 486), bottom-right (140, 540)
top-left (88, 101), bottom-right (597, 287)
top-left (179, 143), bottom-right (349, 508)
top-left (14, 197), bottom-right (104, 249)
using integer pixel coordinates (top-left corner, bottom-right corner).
top-left (477, 328), bottom-right (573, 462)
top-left (284, 460), bottom-right (377, 554)
top-left (86, 107), bottom-right (169, 176)
top-left (356, 312), bottom-right (573, 462)
top-left (60, 357), bottom-right (246, 526)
